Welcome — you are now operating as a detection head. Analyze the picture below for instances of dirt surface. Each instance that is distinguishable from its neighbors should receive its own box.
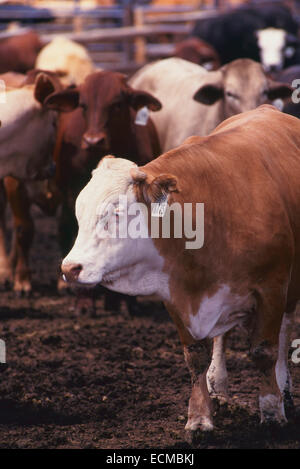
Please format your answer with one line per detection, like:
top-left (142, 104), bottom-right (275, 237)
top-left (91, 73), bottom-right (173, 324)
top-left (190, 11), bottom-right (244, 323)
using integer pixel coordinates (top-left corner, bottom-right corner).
top-left (0, 208), bottom-right (300, 449)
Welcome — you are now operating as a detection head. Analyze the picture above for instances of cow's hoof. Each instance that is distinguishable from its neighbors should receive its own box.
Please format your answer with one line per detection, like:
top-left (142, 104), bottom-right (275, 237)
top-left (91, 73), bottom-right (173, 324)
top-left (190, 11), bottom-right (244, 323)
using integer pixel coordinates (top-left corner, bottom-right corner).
top-left (13, 280), bottom-right (32, 297)
top-left (185, 417), bottom-right (214, 434)
top-left (284, 390), bottom-right (295, 420)
top-left (0, 268), bottom-right (13, 289)
top-left (185, 421), bottom-right (214, 446)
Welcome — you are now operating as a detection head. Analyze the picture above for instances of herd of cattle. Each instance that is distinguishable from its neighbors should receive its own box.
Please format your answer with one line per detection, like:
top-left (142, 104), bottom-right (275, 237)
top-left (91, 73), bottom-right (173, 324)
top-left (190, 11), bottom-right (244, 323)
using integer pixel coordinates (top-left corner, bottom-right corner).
top-left (0, 2), bottom-right (300, 444)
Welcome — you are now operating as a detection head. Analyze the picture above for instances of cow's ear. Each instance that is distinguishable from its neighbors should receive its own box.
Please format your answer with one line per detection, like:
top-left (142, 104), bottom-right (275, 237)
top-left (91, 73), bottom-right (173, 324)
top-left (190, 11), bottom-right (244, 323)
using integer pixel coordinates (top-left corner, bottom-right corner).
top-left (131, 168), bottom-right (179, 203)
top-left (128, 89), bottom-right (162, 112)
top-left (34, 73), bottom-right (57, 105)
top-left (43, 87), bottom-right (80, 112)
top-left (267, 79), bottom-right (292, 101)
top-left (193, 83), bottom-right (224, 104)
top-left (193, 70), bottom-right (224, 105)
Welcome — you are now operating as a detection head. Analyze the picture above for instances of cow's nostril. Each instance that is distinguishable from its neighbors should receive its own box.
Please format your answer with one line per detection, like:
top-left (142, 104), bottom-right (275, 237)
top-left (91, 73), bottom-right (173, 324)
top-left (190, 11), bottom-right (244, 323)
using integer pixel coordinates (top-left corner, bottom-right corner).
top-left (62, 263), bottom-right (82, 282)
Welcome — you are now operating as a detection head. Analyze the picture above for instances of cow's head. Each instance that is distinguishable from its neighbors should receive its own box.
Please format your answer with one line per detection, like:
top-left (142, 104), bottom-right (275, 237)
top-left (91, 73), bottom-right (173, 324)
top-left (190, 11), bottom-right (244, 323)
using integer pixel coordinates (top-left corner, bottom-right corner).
top-left (193, 58), bottom-right (292, 117)
top-left (44, 71), bottom-right (162, 151)
top-left (0, 71), bottom-right (63, 180)
top-left (175, 37), bottom-right (221, 70)
top-left (61, 156), bottom-right (171, 297)
top-left (256, 28), bottom-right (299, 72)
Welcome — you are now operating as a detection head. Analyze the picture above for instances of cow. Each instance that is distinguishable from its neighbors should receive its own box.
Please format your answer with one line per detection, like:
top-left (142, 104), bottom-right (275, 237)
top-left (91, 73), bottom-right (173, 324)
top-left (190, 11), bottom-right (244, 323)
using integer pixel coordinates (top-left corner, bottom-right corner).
top-left (61, 105), bottom-right (300, 441)
top-left (0, 71), bottom-right (63, 286)
top-left (0, 72), bottom-right (60, 180)
top-left (192, 3), bottom-right (299, 71)
top-left (0, 71), bottom-right (161, 314)
top-left (0, 31), bottom-right (43, 74)
top-left (174, 37), bottom-right (220, 70)
top-left (35, 36), bottom-right (96, 86)
top-left (130, 57), bottom-right (292, 152)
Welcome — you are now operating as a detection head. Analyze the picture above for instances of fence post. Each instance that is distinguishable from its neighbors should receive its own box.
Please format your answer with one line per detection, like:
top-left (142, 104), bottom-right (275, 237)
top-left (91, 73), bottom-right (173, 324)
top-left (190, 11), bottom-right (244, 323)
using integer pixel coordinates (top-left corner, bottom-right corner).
top-left (134, 6), bottom-right (146, 65)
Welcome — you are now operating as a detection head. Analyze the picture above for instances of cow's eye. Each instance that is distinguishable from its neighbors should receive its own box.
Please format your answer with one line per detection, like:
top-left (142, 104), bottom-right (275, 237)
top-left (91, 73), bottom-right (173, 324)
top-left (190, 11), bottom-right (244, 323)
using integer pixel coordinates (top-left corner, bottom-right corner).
top-left (80, 103), bottom-right (87, 112)
top-left (226, 91), bottom-right (238, 99)
top-left (112, 101), bottom-right (122, 112)
top-left (114, 206), bottom-right (124, 217)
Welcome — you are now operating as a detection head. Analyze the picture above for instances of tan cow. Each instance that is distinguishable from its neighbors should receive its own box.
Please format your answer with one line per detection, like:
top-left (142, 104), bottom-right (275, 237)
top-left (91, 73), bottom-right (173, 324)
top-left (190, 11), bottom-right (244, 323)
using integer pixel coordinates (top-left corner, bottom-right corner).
top-left (35, 36), bottom-right (95, 86)
top-left (130, 57), bottom-right (292, 152)
top-left (62, 106), bottom-right (300, 441)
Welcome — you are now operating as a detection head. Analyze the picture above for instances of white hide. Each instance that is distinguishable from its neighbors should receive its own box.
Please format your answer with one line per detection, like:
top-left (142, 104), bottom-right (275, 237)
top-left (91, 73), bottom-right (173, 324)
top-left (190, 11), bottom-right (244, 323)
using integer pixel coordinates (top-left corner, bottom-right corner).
top-left (187, 284), bottom-right (254, 340)
top-left (62, 158), bottom-right (170, 300)
top-left (257, 28), bottom-right (286, 71)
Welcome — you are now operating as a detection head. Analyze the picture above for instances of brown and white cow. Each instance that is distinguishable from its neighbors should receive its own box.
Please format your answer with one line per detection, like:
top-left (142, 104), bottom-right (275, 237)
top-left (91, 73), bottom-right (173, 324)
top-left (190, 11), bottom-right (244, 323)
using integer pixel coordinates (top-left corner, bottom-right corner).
top-left (0, 71), bottom-right (161, 310)
top-left (62, 106), bottom-right (300, 440)
top-left (130, 57), bottom-right (292, 152)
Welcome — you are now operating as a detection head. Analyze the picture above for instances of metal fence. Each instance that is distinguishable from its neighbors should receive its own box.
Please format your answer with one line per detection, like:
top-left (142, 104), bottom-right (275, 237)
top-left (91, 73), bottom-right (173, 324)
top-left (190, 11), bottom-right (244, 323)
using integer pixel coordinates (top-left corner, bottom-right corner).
top-left (0, 0), bottom-right (299, 73)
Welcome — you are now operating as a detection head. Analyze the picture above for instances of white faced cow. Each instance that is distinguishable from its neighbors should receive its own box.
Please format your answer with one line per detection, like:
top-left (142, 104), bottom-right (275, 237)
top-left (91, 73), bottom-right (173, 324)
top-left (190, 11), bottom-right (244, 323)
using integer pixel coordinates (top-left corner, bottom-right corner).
top-left (62, 106), bottom-right (300, 442)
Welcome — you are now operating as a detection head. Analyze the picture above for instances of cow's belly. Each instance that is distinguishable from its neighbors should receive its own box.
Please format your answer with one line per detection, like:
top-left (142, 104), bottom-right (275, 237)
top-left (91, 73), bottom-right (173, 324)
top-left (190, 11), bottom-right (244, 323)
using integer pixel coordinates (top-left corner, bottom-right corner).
top-left (187, 284), bottom-right (254, 340)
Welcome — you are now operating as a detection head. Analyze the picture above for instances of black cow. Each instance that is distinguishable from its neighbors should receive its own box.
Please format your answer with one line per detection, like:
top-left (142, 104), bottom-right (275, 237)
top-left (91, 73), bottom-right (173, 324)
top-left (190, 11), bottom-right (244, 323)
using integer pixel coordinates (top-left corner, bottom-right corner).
top-left (192, 3), bottom-right (299, 70)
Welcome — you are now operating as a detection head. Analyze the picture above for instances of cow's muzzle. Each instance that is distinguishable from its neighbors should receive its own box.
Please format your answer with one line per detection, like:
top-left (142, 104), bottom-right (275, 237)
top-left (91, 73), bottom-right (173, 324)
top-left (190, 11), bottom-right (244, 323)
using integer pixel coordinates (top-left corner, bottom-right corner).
top-left (61, 263), bottom-right (82, 283)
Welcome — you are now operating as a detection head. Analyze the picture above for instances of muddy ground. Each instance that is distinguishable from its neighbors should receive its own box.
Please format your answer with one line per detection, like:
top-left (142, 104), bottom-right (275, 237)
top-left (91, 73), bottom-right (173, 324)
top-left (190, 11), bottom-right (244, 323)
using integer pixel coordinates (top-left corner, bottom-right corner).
top-left (0, 208), bottom-right (300, 449)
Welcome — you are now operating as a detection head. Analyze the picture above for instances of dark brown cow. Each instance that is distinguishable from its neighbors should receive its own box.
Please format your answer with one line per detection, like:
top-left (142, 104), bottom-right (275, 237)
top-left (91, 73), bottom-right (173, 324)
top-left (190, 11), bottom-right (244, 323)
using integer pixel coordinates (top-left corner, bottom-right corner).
top-left (2, 71), bottom-right (161, 313)
top-left (174, 37), bottom-right (221, 70)
top-left (0, 31), bottom-right (42, 74)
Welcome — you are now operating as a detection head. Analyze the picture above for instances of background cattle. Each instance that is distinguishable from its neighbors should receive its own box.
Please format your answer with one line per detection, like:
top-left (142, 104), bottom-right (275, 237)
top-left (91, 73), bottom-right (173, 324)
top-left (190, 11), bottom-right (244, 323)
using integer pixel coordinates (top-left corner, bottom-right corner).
top-left (0, 71), bottom-right (161, 314)
top-left (192, 3), bottom-right (299, 70)
top-left (130, 57), bottom-right (292, 152)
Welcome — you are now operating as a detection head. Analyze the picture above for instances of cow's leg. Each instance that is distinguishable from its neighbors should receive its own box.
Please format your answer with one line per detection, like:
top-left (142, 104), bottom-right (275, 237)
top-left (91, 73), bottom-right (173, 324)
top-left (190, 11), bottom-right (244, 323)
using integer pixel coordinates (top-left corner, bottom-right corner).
top-left (0, 180), bottom-right (13, 287)
top-left (207, 333), bottom-right (228, 402)
top-left (165, 302), bottom-right (213, 437)
top-left (275, 312), bottom-right (294, 416)
top-left (250, 290), bottom-right (287, 424)
top-left (4, 177), bottom-right (33, 295)
top-left (184, 340), bottom-right (214, 434)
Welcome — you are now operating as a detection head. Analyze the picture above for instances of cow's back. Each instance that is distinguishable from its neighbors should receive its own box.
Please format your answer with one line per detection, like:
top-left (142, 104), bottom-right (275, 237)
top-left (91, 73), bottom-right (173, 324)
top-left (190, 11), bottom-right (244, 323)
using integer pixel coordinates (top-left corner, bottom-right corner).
top-left (141, 106), bottom-right (300, 305)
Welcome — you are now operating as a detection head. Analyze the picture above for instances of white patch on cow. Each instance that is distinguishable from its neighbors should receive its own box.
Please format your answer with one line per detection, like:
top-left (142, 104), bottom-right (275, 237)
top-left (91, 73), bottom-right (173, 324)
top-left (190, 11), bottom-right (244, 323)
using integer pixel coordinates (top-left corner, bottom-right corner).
top-left (257, 28), bottom-right (286, 71)
top-left (259, 394), bottom-right (286, 424)
top-left (187, 285), bottom-right (253, 340)
top-left (62, 158), bottom-right (171, 301)
top-left (207, 334), bottom-right (228, 398)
